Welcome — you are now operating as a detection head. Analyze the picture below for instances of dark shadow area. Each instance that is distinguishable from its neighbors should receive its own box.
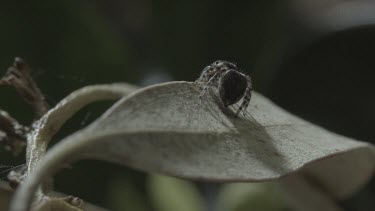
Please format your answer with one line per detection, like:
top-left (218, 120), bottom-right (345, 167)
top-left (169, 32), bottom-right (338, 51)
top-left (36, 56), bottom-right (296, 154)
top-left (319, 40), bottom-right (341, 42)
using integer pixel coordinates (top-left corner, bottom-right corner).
top-left (201, 86), bottom-right (289, 176)
top-left (268, 25), bottom-right (375, 211)
top-left (2, 1), bottom-right (375, 210)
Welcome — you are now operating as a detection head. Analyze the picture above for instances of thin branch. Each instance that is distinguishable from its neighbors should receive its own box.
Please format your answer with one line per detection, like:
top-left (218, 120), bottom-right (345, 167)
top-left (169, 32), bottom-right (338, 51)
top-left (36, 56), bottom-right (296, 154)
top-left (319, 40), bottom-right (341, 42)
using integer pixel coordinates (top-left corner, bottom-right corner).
top-left (9, 83), bottom-right (136, 210)
top-left (0, 109), bottom-right (28, 156)
top-left (0, 57), bottom-right (49, 118)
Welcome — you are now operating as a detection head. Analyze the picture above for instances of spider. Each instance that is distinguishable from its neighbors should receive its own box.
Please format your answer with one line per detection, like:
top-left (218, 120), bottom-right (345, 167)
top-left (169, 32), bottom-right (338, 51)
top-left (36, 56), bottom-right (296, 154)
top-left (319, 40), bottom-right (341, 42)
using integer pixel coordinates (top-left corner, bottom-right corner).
top-left (196, 60), bottom-right (253, 116)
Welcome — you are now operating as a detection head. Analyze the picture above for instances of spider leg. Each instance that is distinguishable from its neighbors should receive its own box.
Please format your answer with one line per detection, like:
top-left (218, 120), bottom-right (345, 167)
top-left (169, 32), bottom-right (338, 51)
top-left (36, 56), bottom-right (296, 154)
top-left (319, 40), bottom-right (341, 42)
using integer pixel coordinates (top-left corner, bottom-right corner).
top-left (235, 75), bottom-right (253, 116)
top-left (195, 65), bottom-right (214, 83)
top-left (199, 71), bottom-right (222, 98)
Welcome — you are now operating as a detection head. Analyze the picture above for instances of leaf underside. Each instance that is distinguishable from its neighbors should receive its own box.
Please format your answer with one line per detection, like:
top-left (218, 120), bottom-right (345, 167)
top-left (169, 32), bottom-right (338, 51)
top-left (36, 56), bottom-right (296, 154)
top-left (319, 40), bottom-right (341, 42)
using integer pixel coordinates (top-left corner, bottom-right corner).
top-left (11, 81), bottom-right (375, 211)
top-left (71, 81), bottom-right (375, 198)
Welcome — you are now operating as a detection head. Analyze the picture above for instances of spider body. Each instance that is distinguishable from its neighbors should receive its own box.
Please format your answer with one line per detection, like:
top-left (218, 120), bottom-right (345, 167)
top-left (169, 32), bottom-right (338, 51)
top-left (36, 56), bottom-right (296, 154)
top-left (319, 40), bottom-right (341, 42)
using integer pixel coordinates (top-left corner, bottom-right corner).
top-left (218, 69), bottom-right (248, 107)
top-left (196, 60), bottom-right (253, 116)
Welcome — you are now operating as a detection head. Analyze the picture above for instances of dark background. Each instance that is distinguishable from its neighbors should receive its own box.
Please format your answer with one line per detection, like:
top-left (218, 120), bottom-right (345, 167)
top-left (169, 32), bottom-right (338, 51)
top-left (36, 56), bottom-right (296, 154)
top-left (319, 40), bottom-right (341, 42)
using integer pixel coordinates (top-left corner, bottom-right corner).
top-left (1, 1), bottom-right (375, 210)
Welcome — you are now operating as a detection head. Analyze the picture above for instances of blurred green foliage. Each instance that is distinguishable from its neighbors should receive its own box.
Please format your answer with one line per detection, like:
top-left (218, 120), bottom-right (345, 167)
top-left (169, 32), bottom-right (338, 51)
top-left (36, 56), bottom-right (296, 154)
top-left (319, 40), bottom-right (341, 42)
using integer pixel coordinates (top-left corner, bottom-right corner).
top-left (2, 1), bottom-right (375, 211)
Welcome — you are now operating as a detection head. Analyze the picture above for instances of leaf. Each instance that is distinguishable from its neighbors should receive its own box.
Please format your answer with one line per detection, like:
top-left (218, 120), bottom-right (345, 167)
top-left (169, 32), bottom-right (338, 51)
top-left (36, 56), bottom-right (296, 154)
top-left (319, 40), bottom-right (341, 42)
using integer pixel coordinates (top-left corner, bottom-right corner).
top-left (279, 174), bottom-right (344, 211)
top-left (106, 175), bottom-right (150, 211)
top-left (0, 181), bottom-right (13, 211)
top-left (217, 182), bottom-right (285, 211)
top-left (10, 81), bottom-right (375, 211)
top-left (148, 174), bottom-right (204, 211)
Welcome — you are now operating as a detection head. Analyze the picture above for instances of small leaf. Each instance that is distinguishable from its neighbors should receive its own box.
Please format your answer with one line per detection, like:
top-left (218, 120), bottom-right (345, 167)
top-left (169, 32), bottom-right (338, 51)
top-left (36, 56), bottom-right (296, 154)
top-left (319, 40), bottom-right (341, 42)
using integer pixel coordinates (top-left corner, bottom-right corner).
top-left (148, 174), bottom-right (204, 211)
top-left (217, 182), bottom-right (285, 211)
top-left (10, 82), bottom-right (375, 211)
top-left (106, 175), bottom-right (150, 211)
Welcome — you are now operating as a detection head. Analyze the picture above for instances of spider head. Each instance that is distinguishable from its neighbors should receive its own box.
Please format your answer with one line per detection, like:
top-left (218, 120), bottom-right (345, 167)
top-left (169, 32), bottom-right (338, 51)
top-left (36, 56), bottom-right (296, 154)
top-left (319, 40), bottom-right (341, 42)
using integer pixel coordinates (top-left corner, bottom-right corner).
top-left (218, 70), bottom-right (247, 107)
top-left (213, 60), bottom-right (237, 70)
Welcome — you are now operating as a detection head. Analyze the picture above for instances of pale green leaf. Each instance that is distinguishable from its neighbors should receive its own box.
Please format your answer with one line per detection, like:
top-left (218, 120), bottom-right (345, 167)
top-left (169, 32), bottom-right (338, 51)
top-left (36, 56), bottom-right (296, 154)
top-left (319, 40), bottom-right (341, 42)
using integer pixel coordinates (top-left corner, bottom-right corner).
top-left (10, 81), bottom-right (375, 211)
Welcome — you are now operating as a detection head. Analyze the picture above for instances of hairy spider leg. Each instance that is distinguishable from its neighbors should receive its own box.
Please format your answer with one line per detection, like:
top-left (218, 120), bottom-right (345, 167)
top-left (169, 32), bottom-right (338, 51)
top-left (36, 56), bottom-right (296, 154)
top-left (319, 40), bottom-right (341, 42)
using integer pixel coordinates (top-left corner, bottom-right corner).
top-left (199, 71), bottom-right (220, 98)
top-left (199, 68), bottom-right (228, 98)
top-left (196, 65), bottom-right (214, 83)
top-left (236, 75), bottom-right (253, 116)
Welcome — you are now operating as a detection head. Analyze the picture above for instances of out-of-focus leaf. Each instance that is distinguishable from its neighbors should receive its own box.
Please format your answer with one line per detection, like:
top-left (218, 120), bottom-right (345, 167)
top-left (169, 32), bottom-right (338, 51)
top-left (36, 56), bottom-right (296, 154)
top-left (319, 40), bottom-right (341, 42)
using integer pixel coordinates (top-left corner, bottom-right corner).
top-left (148, 174), bottom-right (204, 211)
top-left (10, 82), bottom-right (375, 211)
top-left (218, 182), bottom-right (285, 211)
top-left (290, 0), bottom-right (375, 32)
top-left (0, 181), bottom-right (13, 211)
top-left (106, 175), bottom-right (150, 211)
top-left (279, 174), bottom-right (344, 211)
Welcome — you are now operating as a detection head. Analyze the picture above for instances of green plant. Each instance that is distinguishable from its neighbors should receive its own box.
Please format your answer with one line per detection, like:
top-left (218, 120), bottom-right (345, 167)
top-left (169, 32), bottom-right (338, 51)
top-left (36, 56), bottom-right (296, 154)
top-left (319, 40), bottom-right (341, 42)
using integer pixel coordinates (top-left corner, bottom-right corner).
top-left (1, 58), bottom-right (374, 211)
